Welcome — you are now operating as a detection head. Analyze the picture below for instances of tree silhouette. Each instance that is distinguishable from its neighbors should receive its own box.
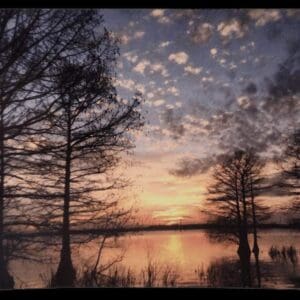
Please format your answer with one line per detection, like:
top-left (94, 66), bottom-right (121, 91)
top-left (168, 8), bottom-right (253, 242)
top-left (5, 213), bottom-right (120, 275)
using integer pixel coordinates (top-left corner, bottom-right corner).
top-left (0, 9), bottom-right (107, 288)
top-left (242, 150), bottom-right (268, 287)
top-left (278, 128), bottom-right (300, 222)
top-left (206, 149), bottom-right (270, 287)
top-left (0, 9), bottom-right (143, 289)
top-left (28, 48), bottom-right (143, 286)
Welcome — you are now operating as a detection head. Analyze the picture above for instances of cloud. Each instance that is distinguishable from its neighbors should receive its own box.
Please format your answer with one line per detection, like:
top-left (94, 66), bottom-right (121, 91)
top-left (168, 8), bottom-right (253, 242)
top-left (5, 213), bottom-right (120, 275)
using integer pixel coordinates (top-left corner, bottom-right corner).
top-left (120, 31), bottom-right (146, 45)
top-left (159, 41), bottom-right (172, 48)
top-left (210, 48), bottom-right (218, 57)
top-left (240, 45), bottom-right (246, 51)
top-left (262, 39), bottom-right (300, 121)
top-left (219, 58), bottom-right (226, 65)
top-left (166, 39), bottom-right (300, 177)
top-left (169, 156), bottom-right (221, 177)
top-left (150, 9), bottom-right (164, 18)
top-left (166, 104), bottom-right (175, 109)
top-left (201, 76), bottom-right (214, 82)
top-left (115, 78), bottom-right (145, 94)
top-left (123, 51), bottom-right (139, 63)
top-left (285, 9), bottom-right (300, 18)
top-left (189, 22), bottom-right (214, 44)
top-left (117, 61), bottom-right (123, 69)
top-left (158, 16), bottom-right (171, 24)
top-left (120, 34), bottom-right (130, 45)
top-left (170, 9), bottom-right (195, 20)
top-left (214, 107), bottom-right (284, 154)
top-left (237, 96), bottom-right (251, 109)
top-left (149, 62), bottom-right (169, 77)
top-left (133, 59), bottom-right (169, 77)
top-left (182, 92), bottom-right (289, 157)
top-left (168, 51), bottom-right (189, 65)
top-left (128, 21), bottom-right (136, 27)
top-left (133, 59), bottom-right (151, 74)
top-left (267, 39), bottom-right (300, 100)
top-left (161, 108), bottom-right (185, 140)
top-left (133, 31), bottom-right (145, 39)
top-left (152, 206), bottom-right (193, 224)
top-left (153, 99), bottom-right (166, 107)
top-left (115, 78), bottom-right (135, 90)
top-left (156, 87), bottom-right (166, 96)
top-left (184, 65), bottom-right (202, 75)
top-left (166, 86), bottom-right (180, 96)
top-left (189, 93), bottom-right (288, 157)
top-left (248, 9), bottom-right (281, 27)
top-left (150, 9), bottom-right (171, 24)
top-left (217, 18), bottom-right (248, 42)
top-left (181, 115), bottom-right (212, 136)
top-left (136, 83), bottom-right (145, 94)
top-left (147, 92), bottom-right (154, 99)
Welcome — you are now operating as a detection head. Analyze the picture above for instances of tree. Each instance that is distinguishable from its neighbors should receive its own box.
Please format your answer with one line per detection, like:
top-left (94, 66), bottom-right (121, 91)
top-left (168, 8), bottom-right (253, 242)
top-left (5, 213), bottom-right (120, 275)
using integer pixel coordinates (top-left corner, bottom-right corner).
top-left (279, 128), bottom-right (300, 220)
top-left (0, 9), bottom-right (131, 288)
top-left (206, 149), bottom-right (270, 287)
top-left (27, 52), bottom-right (143, 286)
top-left (240, 150), bottom-right (269, 287)
top-left (207, 151), bottom-right (251, 286)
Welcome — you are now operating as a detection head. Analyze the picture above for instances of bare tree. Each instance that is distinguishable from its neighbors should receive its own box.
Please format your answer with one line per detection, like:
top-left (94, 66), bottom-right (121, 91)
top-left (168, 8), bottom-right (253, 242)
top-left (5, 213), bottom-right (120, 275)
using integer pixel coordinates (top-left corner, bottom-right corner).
top-left (278, 129), bottom-right (300, 221)
top-left (206, 149), bottom-right (270, 287)
top-left (206, 151), bottom-right (251, 286)
top-left (27, 50), bottom-right (143, 286)
top-left (0, 9), bottom-right (138, 288)
top-left (241, 150), bottom-right (269, 287)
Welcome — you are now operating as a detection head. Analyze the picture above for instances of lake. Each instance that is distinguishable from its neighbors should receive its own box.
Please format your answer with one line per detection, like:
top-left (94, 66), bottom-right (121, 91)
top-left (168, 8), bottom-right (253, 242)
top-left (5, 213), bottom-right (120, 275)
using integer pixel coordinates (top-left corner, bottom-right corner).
top-left (9, 229), bottom-right (300, 288)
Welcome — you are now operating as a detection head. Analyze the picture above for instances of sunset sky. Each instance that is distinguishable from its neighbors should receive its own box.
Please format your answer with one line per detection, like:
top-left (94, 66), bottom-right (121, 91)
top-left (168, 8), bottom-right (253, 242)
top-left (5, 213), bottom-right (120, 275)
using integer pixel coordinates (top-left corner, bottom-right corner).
top-left (101, 9), bottom-right (300, 225)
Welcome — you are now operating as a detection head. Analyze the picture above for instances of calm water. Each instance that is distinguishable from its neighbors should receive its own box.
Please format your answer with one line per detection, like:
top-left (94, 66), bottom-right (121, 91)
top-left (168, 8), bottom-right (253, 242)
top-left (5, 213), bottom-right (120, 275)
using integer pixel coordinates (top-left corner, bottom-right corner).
top-left (9, 229), bottom-right (300, 288)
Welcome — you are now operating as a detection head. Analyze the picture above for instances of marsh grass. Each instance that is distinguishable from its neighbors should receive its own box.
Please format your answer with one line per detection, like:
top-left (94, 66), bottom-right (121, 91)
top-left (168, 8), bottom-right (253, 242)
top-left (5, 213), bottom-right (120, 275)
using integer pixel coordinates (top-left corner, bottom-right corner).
top-left (196, 259), bottom-right (242, 287)
top-left (43, 260), bottom-right (180, 287)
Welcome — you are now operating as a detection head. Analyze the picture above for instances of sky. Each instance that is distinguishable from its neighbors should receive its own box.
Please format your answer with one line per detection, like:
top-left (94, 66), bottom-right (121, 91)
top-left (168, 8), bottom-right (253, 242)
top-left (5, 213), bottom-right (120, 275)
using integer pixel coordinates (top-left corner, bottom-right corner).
top-left (100, 9), bottom-right (300, 225)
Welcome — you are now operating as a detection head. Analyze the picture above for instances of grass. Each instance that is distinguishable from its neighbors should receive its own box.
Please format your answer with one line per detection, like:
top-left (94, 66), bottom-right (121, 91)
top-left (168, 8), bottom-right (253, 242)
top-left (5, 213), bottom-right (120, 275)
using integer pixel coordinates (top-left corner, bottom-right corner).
top-left (44, 260), bottom-right (181, 288)
top-left (196, 259), bottom-right (242, 287)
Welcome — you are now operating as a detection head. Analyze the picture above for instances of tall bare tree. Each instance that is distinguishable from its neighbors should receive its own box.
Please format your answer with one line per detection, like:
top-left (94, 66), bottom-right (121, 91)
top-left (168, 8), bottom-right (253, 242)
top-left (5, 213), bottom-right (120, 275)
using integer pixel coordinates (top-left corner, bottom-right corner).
top-left (240, 150), bottom-right (268, 287)
top-left (206, 149), bottom-right (270, 287)
top-left (27, 55), bottom-right (143, 286)
top-left (207, 151), bottom-right (251, 286)
top-left (0, 9), bottom-right (133, 288)
top-left (279, 129), bottom-right (300, 220)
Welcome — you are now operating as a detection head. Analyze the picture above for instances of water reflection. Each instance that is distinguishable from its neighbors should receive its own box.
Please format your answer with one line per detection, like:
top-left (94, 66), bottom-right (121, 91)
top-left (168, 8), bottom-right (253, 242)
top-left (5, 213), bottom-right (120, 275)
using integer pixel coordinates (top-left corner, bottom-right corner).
top-left (7, 229), bottom-right (300, 288)
top-left (269, 245), bottom-right (298, 266)
top-left (165, 234), bottom-right (185, 264)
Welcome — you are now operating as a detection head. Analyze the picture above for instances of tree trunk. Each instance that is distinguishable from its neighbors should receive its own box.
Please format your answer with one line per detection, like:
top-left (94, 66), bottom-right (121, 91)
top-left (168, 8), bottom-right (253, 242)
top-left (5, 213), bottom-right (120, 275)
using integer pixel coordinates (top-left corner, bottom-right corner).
top-left (250, 178), bottom-right (261, 287)
top-left (237, 232), bottom-right (251, 287)
top-left (0, 110), bottom-right (14, 289)
top-left (239, 176), bottom-right (252, 287)
top-left (235, 175), bottom-right (250, 287)
top-left (53, 104), bottom-right (76, 287)
top-left (234, 173), bottom-right (243, 243)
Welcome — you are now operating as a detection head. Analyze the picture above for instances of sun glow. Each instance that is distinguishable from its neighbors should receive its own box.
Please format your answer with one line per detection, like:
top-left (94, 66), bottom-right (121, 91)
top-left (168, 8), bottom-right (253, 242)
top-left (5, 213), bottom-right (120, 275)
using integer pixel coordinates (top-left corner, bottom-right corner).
top-left (152, 206), bottom-right (190, 224)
